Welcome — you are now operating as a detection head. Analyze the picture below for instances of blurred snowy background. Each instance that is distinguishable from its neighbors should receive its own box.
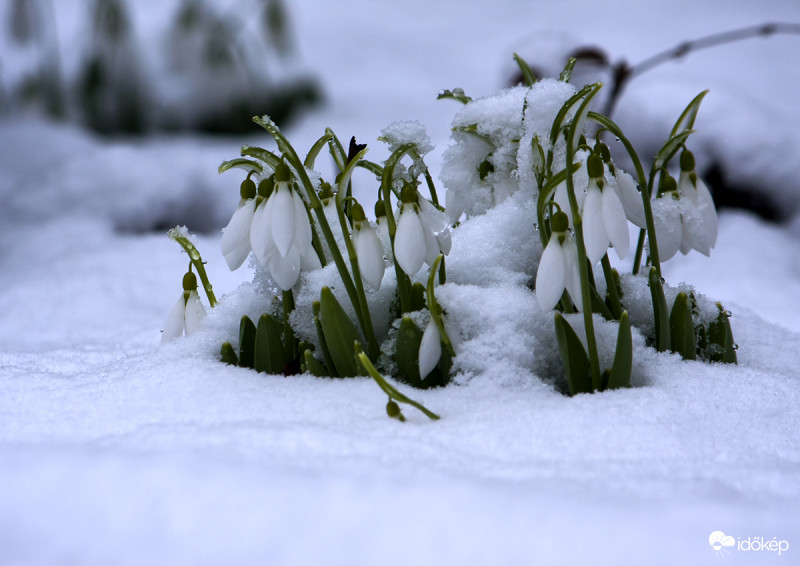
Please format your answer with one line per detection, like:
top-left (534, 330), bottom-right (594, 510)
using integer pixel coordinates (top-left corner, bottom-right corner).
top-left (2, 0), bottom-right (800, 564)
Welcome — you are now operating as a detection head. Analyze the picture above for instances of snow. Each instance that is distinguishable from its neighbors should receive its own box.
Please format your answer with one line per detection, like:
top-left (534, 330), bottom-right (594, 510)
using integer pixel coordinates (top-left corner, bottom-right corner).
top-left (2, 0), bottom-right (800, 564)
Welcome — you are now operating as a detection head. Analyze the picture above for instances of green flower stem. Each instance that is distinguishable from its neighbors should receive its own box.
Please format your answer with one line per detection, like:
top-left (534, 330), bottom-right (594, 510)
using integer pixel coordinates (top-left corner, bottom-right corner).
top-left (381, 143), bottom-right (418, 313)
top-left (335, 147), bottom-right (379, 359)
top-left (357, 351), bottom-right (441, 421)
top-left (600, 255), bottom-right (623, 319)
top-left (282, 289), bottom-right (298, 360)
top-left (564, 85), bottom-right (603, 390)
top-left (168, 227), bottom-right (217, 307)
top-left (587, 111), bottom-right (661, 277)
top-left (409, 148), bottom-right (440, 207)
top-left (253, 116), bottom-right (369, 353)
top-left (426, 255), bottom-right (456, 357)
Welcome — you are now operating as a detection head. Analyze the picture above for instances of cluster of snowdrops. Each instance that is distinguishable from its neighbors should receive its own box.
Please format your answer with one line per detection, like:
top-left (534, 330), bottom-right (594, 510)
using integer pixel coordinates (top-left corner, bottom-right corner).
top-left (163, 59), bottom-right (736, 421)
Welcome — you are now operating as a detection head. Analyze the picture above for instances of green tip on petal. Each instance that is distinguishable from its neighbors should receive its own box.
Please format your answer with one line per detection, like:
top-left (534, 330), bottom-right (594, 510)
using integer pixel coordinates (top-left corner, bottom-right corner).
top-left (182, 272), bottom-right (198, 292)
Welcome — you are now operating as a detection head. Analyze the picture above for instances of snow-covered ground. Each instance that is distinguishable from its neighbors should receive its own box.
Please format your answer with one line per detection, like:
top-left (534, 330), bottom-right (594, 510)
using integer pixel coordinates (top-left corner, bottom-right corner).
top-left (2, 1), bottom-right (800, 564)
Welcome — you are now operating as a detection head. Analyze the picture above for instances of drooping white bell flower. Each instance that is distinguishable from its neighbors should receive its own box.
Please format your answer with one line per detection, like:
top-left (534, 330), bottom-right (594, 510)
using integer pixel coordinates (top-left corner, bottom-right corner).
top-left (650, 152), bottom-right (719, 261)
top-left (220, 178), bottom-right (258, 270)
top-left (536, 212), bottom-right (584, 311)
top-left (581, 177), bottom-right (630, 263)
top-left (162, 272), bottom-right (206, 343)
top-left (419, 318), bottom-right (442, 379)
top-left (351, 202), bottom-right (386, 290)
top-left (248, 163), bottom-right (317, 290)
top-left (651, 190), bottom-right (683, 261)
top-left (612, 169), bottom-right (646, 229)
top-left (394, 202), bottom-right (427, 276)
top-left (677, 167), bottom-right (718, 256)
top-left (418, 198), bottom-right (453, 260)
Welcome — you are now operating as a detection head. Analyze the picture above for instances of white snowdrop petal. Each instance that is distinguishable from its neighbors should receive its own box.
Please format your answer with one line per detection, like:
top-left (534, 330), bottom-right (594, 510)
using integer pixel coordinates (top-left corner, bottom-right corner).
top-left (300, 249), bottom-right (322, 272)
top-left (535, 233), bottom-right (567, 312)
top-left (695, 178), bottom-right (718, 250)
top-left (418, 319), bottom-right (442, 379)
top-left (435, 227), bottom-right (452, 256)
top-left (420, 215), bottom-right (441, 267)
top-left (183, 291), bottom-right (206, 335)
top-left (292, 191), bottom-right (313, 255)
top-left (220, 199), bottom-right (255, 257)
top-left (271, 185), bottom-right (296, 258)
top-left (223, 239), bottom-right (253, 271)
top-left (394, 208), bottom-right (426, 275)
top-left (652, 196), bottom-right (682, 261)
top-left (250, 198), bottom-right (276, 267)
top-left (614, 171), bottom-right (646, 229)
top-left (602, 187), bottom-right (630, 260)
top-left (161, 295), bottom-right (187, 343)
top-left (582, 185), bottom-right (610, 264)
top-left (563, 237), bottom-right (584, 312)
top-left (355, 226), bottom-right (386, 289)
top-left (269, 245), bottom-right (302, 290)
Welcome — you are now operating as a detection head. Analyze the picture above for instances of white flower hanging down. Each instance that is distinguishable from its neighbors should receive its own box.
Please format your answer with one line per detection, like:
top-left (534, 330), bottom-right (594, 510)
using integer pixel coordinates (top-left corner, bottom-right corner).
top-left (418, 318), bottom-right (442, 379)
top-left (249, 163), bottom-right (318, 290)
top-left (394, 185), bottom-right (451, 276)
top-left (677, 151), bottom-right (718, 256)
top-left (536, 211), bottom-right (583, 311)
top-left (581, 155), bottom-right (630, 264)
top-left (351, 203), bottom-right (386, 290)
top-left (220, 179), bottom-right (258, 270)
top-left (651, 151), bottom-right (718, 261)
top-left (162, 272), bottom-right (206, 343)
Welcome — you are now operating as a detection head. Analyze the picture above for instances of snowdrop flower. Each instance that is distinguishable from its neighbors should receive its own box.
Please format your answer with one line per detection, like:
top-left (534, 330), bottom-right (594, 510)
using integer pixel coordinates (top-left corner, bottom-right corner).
top-left (651, 152), bottom-right (718, 261)
top-left (220, 178), bottom-right (257, 270)
top-left (536, 211), bottom-right (583, 311)
top-left (612, 169), bottom-right (646, 229)
top-left (581, 155), bottom-right (630, 263)
top-left (249, 163), bottom-right (317, 290)
top-left (394, 185), bottom-right (451, 276)
top-left (351, 203), bottom-right (386, 289)
top-left (162, 272), bottom-right (206, 343)
top-left (419, 318), bottom-right (442, 379)
top-left (677, 151), bottom-right (718, 256)
top-left (652, 188), bottom-right (683, 261)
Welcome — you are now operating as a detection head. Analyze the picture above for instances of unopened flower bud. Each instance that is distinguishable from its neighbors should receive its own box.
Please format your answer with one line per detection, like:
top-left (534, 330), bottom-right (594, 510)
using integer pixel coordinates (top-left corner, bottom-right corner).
top-left (386, 400), bottom-right (405, 421)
